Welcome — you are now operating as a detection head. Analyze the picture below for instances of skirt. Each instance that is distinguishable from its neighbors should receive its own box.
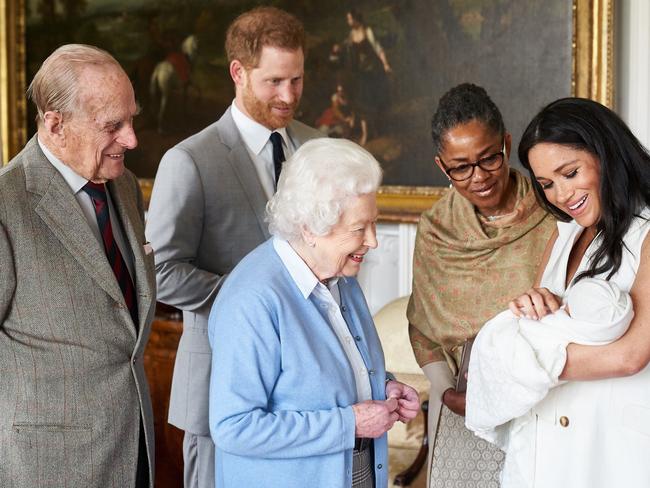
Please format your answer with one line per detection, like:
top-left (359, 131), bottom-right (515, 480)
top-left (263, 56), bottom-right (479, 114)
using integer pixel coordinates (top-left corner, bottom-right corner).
top-left (352, 438), bottom-right (375, 488)
top-left (429, 406), bottom-right (504, 487)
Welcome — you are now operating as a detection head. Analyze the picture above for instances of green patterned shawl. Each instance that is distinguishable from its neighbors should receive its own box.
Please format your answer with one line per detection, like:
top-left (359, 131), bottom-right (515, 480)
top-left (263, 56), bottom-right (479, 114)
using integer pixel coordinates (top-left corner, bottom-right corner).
top-left (407, 170), bottom-right (556, 374)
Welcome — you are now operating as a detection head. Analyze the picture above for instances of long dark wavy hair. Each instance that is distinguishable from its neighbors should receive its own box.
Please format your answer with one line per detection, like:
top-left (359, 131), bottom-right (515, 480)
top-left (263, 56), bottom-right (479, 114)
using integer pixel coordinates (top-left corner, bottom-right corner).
top-left (519, 97), bottom-right (650, 281)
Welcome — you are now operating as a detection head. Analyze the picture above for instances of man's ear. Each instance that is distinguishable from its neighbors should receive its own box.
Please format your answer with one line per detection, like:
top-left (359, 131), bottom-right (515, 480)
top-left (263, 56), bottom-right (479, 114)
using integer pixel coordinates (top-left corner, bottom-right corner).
top-left (42, 111), bottom-right (66, 147)
top-left (229, 59), bottom-right (247, 87)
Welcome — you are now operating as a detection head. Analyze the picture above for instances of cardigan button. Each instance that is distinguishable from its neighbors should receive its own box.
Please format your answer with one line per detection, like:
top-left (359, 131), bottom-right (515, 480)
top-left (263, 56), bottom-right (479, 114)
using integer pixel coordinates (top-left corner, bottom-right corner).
top-left (559, 416), bottom-right (569, 427)
top-left (341, 305), bottom-right (347, 312)
top-left (377, 464), bottom-right (383, 469)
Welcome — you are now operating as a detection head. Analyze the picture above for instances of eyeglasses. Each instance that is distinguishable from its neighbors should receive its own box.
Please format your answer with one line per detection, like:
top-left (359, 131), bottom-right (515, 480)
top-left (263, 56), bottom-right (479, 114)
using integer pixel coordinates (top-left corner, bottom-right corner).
top-left (438, 138), bottom-right (506, 182)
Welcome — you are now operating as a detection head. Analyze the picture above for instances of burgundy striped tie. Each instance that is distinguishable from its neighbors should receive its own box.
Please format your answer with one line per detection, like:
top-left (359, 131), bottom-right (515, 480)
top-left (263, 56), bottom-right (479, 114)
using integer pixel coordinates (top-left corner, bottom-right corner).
top-left (82, 181), bottom-right (139, 328)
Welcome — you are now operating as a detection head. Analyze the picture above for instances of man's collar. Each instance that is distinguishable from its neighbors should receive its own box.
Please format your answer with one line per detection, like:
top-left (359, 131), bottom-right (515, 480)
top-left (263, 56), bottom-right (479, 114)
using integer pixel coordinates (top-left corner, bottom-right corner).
top-left (37, 137), bottom-right (88, 194)
top-left (231, 100), bottom-right (290, 154)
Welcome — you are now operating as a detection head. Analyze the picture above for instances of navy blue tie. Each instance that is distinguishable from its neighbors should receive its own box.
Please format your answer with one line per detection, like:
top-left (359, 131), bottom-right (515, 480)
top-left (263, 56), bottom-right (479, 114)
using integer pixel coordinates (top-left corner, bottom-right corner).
top-left (270, 132), bottom-right (286, 185)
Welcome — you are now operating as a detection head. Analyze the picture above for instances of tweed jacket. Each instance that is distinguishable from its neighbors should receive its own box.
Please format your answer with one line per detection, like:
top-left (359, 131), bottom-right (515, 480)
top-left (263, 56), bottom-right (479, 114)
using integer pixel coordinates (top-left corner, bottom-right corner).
top-left (0, 137), bottom-right (156, 488)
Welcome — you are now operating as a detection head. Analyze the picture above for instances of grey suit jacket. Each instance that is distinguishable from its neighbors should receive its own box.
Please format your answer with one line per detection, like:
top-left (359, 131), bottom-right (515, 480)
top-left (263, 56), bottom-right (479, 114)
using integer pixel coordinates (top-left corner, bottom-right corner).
top-left (0, 138), bottom-right (157, 488)
top-left (146, 108), bottom-right (322, 435)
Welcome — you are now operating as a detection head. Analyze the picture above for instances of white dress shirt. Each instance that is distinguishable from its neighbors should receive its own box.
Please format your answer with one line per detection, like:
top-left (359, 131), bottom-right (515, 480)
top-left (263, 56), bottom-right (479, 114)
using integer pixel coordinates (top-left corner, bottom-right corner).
top-left (231, 100), bottom-right (295, 199)
top-left (38, 138), bottom-right (135, 280)
top-left (273, 237), bottom-right (373, 402)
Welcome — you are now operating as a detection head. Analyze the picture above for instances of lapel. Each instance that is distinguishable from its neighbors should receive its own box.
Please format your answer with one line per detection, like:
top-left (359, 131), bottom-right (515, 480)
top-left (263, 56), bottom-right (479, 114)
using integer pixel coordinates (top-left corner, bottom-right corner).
top-left (107, 176), bottom-right (154, 335)
top-left (25, 138), bottom-right (125, 308)
top-left (217, 109), bottom-right (271, 239)
top-left (285, 119), bottom-right (310, 148)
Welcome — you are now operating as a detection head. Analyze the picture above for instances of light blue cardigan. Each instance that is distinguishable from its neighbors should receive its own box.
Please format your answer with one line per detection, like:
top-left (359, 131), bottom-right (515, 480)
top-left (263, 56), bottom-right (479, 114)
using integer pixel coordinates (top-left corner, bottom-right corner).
top-left (208, 239), bottom-right (389, 488)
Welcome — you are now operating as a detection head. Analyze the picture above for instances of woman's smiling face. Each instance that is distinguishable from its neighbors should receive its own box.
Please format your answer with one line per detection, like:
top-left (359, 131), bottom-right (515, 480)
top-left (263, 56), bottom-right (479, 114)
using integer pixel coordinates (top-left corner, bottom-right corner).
top-left (436, 120), bottom-right (512, 217)
top-left (528, 142), bottom-right (602, 228)
top-left (308, 193), bottom-right (378, 281)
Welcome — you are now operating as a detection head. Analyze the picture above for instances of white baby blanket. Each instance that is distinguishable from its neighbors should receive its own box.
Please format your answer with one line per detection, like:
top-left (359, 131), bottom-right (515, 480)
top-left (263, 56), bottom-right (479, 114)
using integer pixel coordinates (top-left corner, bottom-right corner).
top-left (465, 279), bottom-right (633, 449)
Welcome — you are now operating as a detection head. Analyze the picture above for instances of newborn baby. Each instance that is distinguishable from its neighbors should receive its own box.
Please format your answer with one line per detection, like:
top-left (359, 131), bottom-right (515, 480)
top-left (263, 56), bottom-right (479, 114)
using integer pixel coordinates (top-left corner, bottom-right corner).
top-left (465, 277), bottom-right (633, 447)
top-left (534, 277), bottom-right (632, 345)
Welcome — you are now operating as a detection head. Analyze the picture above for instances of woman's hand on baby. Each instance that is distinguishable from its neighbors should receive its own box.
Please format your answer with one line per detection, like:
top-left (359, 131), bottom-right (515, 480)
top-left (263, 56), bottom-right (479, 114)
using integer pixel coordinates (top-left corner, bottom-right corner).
top-left (509, 287), bottom-right (561, 320)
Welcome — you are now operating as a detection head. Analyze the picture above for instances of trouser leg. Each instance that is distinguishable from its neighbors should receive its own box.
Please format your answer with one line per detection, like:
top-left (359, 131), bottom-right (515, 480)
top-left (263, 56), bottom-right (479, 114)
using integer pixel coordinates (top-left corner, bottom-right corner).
top-left (183, 431), bottom-right (215, 488)
top-left (135, 421), bottom-right (150, 488)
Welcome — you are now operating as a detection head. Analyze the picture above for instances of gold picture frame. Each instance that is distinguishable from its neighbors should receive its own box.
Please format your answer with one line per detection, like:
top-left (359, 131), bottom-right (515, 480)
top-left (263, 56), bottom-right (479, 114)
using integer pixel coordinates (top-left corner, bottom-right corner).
top-left (1, 0), bottom-right (614, 223)
top-left (0, 0), bottom-right (27, 167)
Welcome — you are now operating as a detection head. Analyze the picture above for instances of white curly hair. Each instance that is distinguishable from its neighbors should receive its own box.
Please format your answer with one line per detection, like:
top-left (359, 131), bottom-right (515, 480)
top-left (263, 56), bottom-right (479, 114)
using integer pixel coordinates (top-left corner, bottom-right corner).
top-left (266, 138), bottom-right (382, 241)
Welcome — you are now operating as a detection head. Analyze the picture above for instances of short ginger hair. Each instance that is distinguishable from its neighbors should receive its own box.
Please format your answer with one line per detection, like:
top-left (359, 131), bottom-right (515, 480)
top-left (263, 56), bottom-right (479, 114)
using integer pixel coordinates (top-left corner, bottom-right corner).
top-left (225, 6), bottom-right (306, 69)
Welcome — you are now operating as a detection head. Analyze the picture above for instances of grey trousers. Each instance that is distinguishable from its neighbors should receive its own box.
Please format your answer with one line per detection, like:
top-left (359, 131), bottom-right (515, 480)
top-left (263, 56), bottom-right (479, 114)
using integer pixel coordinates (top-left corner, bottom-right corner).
top-left (183, 431), bottom-right (215, 488)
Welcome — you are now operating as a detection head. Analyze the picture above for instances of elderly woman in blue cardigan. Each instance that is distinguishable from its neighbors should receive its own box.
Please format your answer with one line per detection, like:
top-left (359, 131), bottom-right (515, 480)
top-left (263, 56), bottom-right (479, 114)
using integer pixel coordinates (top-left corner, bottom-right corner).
top-left (207, 138), bottom-right (420, 488)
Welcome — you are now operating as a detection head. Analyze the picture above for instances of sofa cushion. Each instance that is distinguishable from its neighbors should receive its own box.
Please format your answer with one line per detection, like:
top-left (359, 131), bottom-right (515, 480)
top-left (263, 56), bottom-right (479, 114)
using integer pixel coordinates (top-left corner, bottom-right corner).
top-left (375, 297), bottom-right (422, 376)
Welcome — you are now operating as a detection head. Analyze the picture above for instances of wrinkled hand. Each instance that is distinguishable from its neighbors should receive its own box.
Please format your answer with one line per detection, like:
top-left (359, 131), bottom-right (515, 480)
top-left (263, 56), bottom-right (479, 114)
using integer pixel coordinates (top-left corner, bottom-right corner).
top-left (352, 398), bottom-right (399, 438)
top-left (508, 287), bottom-right (562, 320)
top-left (385, 380), bottom-right (420, 423)
top-left (442, 388), bottom-right (466, 417)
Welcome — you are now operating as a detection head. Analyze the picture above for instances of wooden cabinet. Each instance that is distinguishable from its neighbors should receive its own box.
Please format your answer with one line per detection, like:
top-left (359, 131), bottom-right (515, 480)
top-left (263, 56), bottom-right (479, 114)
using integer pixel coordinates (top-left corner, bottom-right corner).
top-left (144, 315), bottom-right (184, 488)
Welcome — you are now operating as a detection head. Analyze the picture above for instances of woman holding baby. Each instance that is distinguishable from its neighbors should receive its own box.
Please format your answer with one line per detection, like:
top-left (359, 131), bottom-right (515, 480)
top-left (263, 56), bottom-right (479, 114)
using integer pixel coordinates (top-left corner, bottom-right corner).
top-left (505, 97), bottom-right (650, 487)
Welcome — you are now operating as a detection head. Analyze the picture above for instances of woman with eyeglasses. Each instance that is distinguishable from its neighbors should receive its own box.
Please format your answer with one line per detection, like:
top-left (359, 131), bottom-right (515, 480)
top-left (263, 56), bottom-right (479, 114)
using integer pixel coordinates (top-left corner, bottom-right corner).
top-left (406, 83), bottom-right (556, 486)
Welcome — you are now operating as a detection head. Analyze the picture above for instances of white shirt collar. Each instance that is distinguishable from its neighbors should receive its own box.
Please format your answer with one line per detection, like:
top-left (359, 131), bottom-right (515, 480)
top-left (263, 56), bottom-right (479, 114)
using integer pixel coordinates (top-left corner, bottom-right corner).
top-left (273, 237), bottom-right (339, 299)
top-left (231, 100), bottom-right (290, 154)
top-left (37, 137), bottom-right (88, 194)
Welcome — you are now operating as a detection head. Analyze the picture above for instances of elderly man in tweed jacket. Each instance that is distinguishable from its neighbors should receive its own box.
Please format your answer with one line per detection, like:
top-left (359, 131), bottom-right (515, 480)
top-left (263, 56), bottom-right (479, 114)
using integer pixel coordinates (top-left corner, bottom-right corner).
top-left (0, 44), bottom-right (156, 488)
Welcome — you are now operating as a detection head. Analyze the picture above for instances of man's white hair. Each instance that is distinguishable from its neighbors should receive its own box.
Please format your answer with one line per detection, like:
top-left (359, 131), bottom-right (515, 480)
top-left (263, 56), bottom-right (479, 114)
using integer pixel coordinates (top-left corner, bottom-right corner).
top-left (266, 138), bottom-right (382, 241)
top-left (27, 44), bottom-right (122, 124)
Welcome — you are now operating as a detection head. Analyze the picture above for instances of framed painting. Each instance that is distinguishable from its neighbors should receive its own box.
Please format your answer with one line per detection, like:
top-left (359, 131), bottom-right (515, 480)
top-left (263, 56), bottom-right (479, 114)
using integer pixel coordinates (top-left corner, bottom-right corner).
top-left (1, 0), bottom-right (613, 222)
